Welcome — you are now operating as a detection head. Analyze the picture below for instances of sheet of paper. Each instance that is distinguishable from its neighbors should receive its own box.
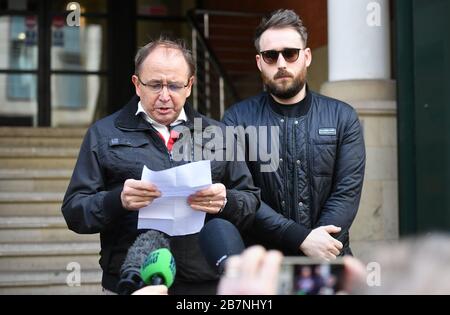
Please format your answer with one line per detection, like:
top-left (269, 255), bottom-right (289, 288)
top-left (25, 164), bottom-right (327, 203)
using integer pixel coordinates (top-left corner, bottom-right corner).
top-left (137, 160), bottom-right (212, 236)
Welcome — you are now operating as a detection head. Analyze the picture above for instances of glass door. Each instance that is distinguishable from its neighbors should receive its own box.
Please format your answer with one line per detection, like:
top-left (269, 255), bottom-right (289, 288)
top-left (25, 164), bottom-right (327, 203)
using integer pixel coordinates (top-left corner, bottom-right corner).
top-left (0, 0), bottom-right (39, 126)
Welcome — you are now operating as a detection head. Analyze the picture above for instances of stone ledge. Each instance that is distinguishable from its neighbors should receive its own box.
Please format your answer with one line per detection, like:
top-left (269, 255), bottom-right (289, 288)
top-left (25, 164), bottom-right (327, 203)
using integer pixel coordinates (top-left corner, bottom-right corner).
top-left (320, 79), bottom-right (397, 115)
top-left (351, 100), bottom-right (396, 116)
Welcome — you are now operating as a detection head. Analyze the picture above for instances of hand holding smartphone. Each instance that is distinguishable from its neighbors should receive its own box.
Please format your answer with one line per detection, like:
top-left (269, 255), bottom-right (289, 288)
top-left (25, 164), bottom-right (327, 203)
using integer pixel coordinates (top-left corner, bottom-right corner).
top-left (278, 257), bottom-right (346, 295)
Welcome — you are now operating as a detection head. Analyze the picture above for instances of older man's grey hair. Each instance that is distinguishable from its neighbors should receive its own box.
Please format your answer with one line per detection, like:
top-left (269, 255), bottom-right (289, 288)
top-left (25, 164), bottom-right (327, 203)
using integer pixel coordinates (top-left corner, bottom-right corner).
top-left (134, 37), bottom-right (196, 77)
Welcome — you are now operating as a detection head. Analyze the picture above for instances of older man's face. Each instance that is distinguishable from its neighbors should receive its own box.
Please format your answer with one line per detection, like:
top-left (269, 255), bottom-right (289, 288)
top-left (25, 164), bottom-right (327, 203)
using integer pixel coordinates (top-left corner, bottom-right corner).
top-left (256, 27), bottom-right (312, 100)
top-left (132, 46), bottom-right (192, 126)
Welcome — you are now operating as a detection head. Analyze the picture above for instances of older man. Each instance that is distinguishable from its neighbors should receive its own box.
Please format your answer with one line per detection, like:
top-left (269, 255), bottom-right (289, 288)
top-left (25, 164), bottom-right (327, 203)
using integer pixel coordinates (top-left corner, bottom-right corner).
top-left (223, 9), bottom-right (365, 260)
top-left (62, 38), bottom-right (260, 294)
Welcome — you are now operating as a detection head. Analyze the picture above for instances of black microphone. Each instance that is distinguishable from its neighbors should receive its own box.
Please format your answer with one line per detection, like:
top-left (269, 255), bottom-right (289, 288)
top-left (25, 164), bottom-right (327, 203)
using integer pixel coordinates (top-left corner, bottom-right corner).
top-left (116, 230), bottom-right (170, 295)
top-left (199, 218), bottom-right (245, 274)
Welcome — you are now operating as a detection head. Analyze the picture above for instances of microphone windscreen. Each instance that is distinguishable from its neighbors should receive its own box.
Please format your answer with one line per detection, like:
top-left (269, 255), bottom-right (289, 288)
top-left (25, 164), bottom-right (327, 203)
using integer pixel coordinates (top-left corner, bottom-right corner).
top-left (120, 230), bottom-right (170, 274)
top-left (117, 230), bottom-right (170, 295)
top-left (199, 218), bottom-right (245, 274)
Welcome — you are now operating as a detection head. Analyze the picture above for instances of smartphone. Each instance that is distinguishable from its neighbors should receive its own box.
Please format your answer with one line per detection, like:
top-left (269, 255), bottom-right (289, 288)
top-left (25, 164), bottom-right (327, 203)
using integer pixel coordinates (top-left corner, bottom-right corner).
top-left (277, 257), bottom-right (346, 295)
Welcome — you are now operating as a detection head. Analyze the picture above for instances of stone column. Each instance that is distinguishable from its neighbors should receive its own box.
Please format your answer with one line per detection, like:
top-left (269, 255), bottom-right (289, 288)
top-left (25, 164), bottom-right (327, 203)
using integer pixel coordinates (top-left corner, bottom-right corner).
top-left (328, 0), bottom-right (391, 81)
top-left (321, 0), bottom-right (398, 259)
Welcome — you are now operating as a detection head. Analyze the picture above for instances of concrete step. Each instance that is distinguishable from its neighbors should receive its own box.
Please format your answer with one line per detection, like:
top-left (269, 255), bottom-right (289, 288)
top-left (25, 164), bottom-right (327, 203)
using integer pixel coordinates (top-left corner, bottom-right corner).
top-left (0, 283), bottom-right (103, 295)
top-left (0, 216), bottom-right (98, 243)
top-left (0, 203), bottom-right (63, 217)
top-left (0, 169), bottom-right (72, 179)
top-left (0, 242), bottom-right (100, 272)
top-left (0, 158), bottom-right (76, 170)
top-left (0, 269), bottom-right (102, 286)
top-left (0, 283), bottom-right (102, 295)
top-left (0, 269), bottom-right (102, 295)
top-left (0, 137), bottom-right (83, 148)
top-left (0, 147), bottom-right (80, 158)
top-left (0, 169), bottom-right (72, 193)
top-left (0, 148), bottom-right (78, 169)
top-left (0, 178), bottom-right (69, 193)
top-left (0, 192), bottom-right (63, 217)
top-left (0, 127), bottom-right (86, 138)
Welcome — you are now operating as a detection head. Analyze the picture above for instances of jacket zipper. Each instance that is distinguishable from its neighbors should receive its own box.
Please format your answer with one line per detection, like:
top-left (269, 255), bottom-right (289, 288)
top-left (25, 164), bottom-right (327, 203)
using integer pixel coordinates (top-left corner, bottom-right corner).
top-left (283, 118), bottom-right (290, 218)
top-left (305, 112), bottom-right (314, 228)
top-left (293, 119), bottom-right (299, 223)
top-left (149, 128), bottom-right (173, 167)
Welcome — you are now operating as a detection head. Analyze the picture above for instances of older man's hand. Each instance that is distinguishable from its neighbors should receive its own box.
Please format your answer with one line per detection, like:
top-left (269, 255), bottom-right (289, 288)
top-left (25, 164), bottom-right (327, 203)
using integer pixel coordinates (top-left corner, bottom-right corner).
top-left (188, 183), bottom-right (227, 214)
top-left (121, 179), bottom-right (161, 211)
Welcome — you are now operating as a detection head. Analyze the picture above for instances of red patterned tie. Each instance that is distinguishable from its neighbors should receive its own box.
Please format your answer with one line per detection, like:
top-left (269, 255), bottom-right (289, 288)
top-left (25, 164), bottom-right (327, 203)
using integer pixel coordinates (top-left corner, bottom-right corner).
top-left (166, 129), bottom-right (180, 152)
top-left (155, 128), bottom-right (180, 151)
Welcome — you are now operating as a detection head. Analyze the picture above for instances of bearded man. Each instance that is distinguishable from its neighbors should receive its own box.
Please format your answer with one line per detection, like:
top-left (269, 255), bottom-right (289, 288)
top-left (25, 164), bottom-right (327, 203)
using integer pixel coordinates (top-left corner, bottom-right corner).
top-left (223, 9), bottom-right (366, 260)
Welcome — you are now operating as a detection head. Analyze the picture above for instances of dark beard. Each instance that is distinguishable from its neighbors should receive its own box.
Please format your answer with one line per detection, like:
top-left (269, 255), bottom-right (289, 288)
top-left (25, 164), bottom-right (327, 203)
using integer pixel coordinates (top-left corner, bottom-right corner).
top-left (262, 69), bottom-right (306, 100)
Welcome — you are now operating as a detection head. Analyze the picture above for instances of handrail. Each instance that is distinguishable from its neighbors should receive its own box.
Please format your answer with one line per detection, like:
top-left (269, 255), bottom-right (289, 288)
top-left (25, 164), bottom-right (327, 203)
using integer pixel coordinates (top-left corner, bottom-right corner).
top-left (192, 9), bottom-right (264, 18)
top-left (186, 9), bottom-right (240, 103)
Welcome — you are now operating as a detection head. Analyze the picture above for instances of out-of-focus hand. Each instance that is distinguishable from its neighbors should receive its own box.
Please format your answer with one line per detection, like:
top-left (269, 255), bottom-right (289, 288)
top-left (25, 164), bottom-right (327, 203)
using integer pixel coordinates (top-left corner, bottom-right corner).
top-left (300, 225), bottom-right (343, 261)
top-left (121, 179), bottom-right (161, 211)
top-left (188, 183), bottom-right (226, 214)
top-left (217, 245), bottom-right (283, 295)
top-left (342, 256), bottom-right (367, 294)
top-left (131, 285), bottom-right (168, 295)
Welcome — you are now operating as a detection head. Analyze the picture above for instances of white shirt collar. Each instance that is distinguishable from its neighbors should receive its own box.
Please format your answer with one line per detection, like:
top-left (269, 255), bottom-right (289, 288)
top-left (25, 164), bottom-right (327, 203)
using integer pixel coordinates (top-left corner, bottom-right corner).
top-left (135, 101), bottom-right (187, 146)
top-left (135, 101), bottom-right (187, 128)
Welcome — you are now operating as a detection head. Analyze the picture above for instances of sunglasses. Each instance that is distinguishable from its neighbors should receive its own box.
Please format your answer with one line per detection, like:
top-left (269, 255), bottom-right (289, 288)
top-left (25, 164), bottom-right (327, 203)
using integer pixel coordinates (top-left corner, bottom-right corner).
top-left (259, 48), bottom-right (302, 64)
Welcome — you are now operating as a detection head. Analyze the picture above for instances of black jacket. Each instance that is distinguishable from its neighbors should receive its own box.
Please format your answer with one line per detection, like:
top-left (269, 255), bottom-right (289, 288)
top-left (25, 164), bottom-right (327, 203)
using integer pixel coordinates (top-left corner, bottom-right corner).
top-left (223, 91), bottom-right (365, 255)
top-left (62, 96), bottom-right (260, 292)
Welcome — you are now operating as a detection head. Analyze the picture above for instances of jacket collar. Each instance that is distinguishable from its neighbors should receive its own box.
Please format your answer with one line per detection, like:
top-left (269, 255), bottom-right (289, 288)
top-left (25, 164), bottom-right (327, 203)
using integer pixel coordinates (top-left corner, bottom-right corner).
top-left (267, 84), bottom-right (312, 118)
top-left (115, 95), bottom-right (211, 131)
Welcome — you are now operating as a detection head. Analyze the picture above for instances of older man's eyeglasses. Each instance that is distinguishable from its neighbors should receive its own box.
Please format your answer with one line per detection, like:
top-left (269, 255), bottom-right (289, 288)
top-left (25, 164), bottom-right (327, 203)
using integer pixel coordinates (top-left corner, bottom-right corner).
top-left (137, 77), bottom-right (190, 94)
top-left (259, 48), bottom-right (302, 64)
